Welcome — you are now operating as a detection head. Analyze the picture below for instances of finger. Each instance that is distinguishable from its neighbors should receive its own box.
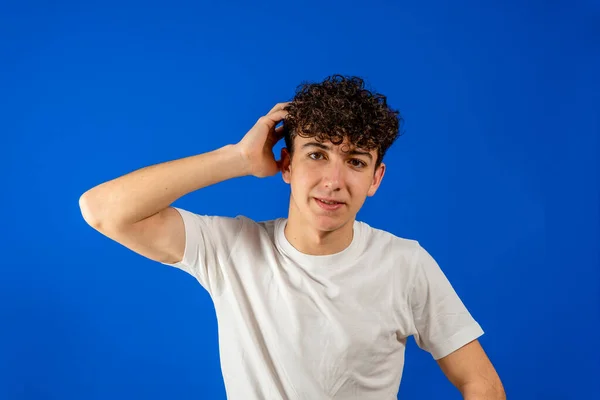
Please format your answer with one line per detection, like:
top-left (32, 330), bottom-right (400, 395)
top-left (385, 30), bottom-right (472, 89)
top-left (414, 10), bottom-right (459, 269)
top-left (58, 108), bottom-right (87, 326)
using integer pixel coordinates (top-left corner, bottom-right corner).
top-left (271, 127), bottom-right (283, 140)
top-left (268, 102), bottom-right (291, 115)
top-left (266, 124), bottom-right (286, 147)
top-left (270, 124), bottom-right (286, 140)
top-left (260, 109), bottom-right (288, 129)
top-left (274, 124), bottom-right (285, 134)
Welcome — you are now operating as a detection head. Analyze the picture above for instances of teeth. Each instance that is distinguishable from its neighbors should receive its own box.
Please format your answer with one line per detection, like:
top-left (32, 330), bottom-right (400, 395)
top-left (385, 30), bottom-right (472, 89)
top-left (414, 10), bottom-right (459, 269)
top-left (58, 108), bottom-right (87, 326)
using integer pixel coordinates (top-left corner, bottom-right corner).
top-left (321, 199), bottom-right (337, 205)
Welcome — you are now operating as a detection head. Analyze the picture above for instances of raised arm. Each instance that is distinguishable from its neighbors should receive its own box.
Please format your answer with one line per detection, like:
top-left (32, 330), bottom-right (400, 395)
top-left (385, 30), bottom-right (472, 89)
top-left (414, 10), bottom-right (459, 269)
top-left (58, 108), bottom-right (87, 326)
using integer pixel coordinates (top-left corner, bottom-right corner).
top-left (79, 103), bottom-right (289, 264)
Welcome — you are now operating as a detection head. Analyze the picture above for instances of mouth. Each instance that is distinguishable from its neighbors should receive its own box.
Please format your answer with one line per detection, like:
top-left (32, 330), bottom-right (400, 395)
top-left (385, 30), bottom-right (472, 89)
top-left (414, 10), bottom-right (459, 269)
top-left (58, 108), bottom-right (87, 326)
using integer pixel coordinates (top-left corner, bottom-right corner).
top-left (314, 197), bottom-right (345, 211)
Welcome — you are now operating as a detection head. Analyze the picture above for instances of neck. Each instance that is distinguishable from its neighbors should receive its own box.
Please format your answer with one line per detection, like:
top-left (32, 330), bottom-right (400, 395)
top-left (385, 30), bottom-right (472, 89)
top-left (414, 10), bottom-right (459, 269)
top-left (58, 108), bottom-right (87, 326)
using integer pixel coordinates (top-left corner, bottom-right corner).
top-left (284, 202), bottom-right (355, 256)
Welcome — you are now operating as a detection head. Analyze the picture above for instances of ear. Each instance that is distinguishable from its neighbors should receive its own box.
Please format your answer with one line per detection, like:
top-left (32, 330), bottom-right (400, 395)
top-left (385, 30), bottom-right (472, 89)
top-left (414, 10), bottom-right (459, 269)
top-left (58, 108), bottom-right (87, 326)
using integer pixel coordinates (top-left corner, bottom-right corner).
top-left (280, 147), bottom-right (292, 184)
top-left (367, 162), bottom-right (386, 197)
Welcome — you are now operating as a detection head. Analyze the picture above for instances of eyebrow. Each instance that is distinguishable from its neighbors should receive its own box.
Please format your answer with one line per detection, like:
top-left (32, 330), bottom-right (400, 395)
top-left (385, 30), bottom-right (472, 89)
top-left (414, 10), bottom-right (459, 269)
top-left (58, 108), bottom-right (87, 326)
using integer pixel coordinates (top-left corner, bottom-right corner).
top-left (301, 141), bottom-right (373, 161)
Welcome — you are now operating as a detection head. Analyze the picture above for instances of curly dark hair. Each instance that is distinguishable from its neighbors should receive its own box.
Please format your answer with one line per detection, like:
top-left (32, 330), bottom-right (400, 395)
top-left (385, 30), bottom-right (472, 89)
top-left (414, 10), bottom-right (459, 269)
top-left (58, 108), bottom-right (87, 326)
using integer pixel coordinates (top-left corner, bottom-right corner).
top-left (283, 74), bottom-right (403, 168)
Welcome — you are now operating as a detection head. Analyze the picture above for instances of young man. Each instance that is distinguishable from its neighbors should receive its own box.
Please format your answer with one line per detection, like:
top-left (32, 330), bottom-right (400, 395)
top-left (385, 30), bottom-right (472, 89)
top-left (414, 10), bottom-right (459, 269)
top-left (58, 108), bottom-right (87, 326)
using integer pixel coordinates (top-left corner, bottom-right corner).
top-left (80, 75), bottom-right (505, 399)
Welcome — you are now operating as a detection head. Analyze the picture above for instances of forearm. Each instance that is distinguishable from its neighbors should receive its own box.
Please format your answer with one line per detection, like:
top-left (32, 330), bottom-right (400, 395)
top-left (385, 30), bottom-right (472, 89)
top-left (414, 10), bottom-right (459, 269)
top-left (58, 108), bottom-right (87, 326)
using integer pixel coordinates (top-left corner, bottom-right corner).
top-left (461, 382), bottom-right (506, 400)
top-left (79, 144), bottom-right (248, 227)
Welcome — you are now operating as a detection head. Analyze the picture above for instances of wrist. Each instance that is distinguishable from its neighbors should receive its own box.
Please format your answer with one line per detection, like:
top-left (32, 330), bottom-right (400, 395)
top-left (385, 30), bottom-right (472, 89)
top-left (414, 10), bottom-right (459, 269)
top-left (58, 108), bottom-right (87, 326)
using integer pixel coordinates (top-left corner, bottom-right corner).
top-left (225, 144), bottom-right (252, 177)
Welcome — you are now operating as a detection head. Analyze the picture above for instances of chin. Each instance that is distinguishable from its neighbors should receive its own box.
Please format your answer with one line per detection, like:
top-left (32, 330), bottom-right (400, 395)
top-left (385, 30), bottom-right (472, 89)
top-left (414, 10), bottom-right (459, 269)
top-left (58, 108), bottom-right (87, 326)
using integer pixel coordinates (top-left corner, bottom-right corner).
top-left (310, 213), bottom-right (351, 232)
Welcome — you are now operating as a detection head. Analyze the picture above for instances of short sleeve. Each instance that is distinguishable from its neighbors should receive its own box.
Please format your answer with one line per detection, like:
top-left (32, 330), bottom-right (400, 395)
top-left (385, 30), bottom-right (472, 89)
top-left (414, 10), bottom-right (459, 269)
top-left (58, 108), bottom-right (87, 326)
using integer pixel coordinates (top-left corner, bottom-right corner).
top-left (161, 207), bottom-right (245, 296)
top-left (409, 244), bottom-right (484, 360)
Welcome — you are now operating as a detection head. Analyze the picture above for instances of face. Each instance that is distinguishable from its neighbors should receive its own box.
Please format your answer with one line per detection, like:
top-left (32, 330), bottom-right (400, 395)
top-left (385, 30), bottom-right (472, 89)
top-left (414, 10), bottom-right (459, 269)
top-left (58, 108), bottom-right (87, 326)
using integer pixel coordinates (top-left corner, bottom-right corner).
top-left (280, 134), bottom-right (386, 232)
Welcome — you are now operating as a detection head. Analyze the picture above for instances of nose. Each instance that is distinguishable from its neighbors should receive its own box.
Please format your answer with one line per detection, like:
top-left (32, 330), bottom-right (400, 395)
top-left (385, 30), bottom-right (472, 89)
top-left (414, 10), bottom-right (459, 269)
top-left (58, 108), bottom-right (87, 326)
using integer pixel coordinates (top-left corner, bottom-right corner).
top-left (322, 160), bottom-right (345, 191)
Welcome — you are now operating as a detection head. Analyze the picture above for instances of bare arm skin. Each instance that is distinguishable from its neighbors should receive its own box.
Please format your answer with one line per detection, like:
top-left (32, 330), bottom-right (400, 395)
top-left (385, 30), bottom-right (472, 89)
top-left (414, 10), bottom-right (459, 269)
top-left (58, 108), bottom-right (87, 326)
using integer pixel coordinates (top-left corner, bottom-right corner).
top-left (437, 340), bottom-right (506, 400)
top-left (79, 103), bottom-right (289, 264)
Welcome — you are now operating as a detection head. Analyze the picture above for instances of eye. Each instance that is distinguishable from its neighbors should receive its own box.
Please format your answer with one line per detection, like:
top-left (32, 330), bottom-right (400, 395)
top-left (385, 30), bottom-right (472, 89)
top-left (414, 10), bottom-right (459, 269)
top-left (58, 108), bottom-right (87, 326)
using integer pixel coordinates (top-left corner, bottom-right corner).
top-left (349, 159), bottom-right (367, 168)
top-left (308, 152), bottom-right (325, 160)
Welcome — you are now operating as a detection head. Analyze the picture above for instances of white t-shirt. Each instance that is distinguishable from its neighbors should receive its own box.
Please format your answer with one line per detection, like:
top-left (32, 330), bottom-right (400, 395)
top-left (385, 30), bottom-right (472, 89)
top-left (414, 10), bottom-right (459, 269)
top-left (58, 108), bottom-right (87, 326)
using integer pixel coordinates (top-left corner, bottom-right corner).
top-left (163, 207), bottom-right (484, 399)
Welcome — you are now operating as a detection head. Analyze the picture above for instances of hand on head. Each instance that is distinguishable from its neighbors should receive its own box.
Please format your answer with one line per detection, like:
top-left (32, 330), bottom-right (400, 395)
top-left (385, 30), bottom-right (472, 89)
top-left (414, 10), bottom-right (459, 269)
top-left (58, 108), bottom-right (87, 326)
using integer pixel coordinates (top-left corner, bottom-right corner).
top-left (236, 102), bottom-right (290, 178)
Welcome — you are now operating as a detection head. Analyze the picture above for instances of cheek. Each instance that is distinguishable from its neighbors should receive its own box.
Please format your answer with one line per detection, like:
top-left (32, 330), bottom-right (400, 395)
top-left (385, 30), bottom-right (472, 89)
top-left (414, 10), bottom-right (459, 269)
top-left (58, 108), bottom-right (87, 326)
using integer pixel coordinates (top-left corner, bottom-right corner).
top-left (349, 177), bottom-right (375, 198)
top-left (289, 170), bottom-right (308, 195)
top-left (292, 176), bottom-right (313, 197)
top-left (291, 165), bottom-right (317, 188)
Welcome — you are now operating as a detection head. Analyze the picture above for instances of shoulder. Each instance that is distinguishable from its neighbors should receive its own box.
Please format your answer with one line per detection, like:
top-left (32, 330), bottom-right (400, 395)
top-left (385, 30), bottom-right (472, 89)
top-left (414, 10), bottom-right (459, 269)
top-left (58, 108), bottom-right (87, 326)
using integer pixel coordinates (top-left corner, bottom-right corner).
top-left (174, 207), bottom-right (282, 241)
top-left (356, 220), bottom-right (432, 295)
top-left (174, 207), bottom-right (253, 228)
top-left (357, 219), bottom-right (422, 266)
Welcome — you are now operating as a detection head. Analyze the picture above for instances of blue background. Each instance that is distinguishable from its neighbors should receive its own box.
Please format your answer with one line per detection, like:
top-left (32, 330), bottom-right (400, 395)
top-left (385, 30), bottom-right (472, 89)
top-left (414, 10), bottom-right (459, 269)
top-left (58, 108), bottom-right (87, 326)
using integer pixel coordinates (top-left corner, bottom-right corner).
top-left (1, 0), bottom-right (598, 399)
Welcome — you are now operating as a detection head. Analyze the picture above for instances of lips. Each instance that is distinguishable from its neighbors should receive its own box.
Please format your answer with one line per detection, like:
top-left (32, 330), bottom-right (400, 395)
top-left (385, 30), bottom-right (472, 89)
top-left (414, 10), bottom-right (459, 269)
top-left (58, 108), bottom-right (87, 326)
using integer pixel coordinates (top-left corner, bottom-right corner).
top-left (316, 198), bottom-right (344, 205)
top-left (315, 197), bottom-right (345, 211)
